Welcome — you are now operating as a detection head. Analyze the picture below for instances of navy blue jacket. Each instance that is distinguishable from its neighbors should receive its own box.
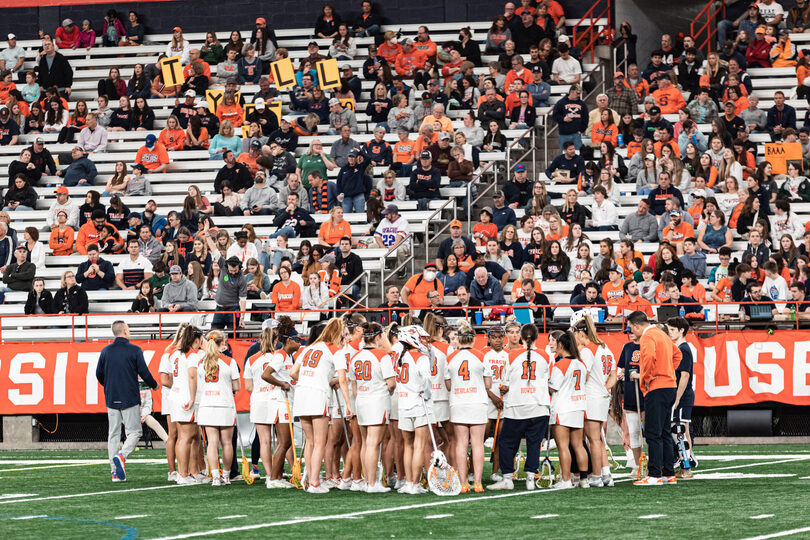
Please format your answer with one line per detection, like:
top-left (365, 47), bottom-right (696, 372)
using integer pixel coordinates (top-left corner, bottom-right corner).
top-left (767, 104), bottom-right (797, 134)
top-left (551, 96), bottom-right (588, 135)
top-left (95, 337), bottom-right (158, 409)
top-left (336, 163), bottom-right (372, 199)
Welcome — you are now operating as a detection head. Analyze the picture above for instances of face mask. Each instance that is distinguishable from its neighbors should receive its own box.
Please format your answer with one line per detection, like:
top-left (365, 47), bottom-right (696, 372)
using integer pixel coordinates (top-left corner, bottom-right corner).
top-left (424, 271), bottom-right (437, 282)
top-left (458, 34), bottom-right (464, 41)
top-left (389, 38), bottom-right (397, 45)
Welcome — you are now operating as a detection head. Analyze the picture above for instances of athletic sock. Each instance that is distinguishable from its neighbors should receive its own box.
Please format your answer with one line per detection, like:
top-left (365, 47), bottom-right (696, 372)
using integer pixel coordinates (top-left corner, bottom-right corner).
top-left (503, 473), bottom-right (513, 480)
top-left (601, 466), bottom-right (611, 476)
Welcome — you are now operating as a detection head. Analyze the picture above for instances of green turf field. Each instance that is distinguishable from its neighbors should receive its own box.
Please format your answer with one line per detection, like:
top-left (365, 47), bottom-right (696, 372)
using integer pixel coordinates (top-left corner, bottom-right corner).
top-left (1, 445), bottom-right (809, 539)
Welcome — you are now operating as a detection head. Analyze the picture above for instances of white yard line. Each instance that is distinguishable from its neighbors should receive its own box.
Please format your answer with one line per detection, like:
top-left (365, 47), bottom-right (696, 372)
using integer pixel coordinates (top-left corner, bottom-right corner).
top-left (424, 514), bottom-right (453, 519)
top-left (739, 526), bottom-right (810, 540)
top-left (0, 494), bottom-right (37, 500)
top-left (215, 515), bottom-right (247, 520)
top-left (115, 515), bottom-right (150, 520)
top-left (750, 515), bottom-right (775, 520)
top-left (0, 459), bottom-right (166, 465)
top-left (148, 456), bottom-right (810, 540)
top-left (531, 514), bottom-right (559, 519)
top-left (638, 514), bottom-right (667, 519)
top-left (10, 515), bottom-right (48, 520)
top-left (0, 484), bottom-right (183, 505)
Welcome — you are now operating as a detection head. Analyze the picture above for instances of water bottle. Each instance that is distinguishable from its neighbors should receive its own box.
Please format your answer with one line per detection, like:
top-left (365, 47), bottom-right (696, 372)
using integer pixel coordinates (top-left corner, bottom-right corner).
top-left (679, 306), bottom-right (686, 318)
top-left (617, 134), bottom-right (623, 147)
top-left (791, 305), bottom-right (797, 321)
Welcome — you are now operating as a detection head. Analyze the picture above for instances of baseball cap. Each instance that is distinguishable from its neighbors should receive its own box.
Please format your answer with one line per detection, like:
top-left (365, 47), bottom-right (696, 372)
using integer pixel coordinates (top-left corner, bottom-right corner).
top-left (0, 107), bottom-right (8, 117)
top-left (250, 139), bottom-right (262, 149)
top-left (515, 164), bottom-right (526, 173)
top-left (438, 132), bottom-right (451, 141)
top-left (403, 37), bottom-right (413, 45)
top-left (321, 252), bottom-right (336, 264)
top-left (669, 210), bottom-right (681, 217)
top-left (644, 153), bottom-right (655, 161)
top-left (54, 186), bottom-right (69, 195)
top-left (184, 89), bottom-right (196, 98)
top-left (7, 34), bottom-right (15, 40)
top-left (328, 97), bottom-right (341, 106)
top-left (480, 207), bottom-right (493, 217)
top-left (531, 65), bottom-right (543, 73)
top-left (649, 106), bottom-right (661, 115)
top-left (493, 190), bottom-right (505, 198)
top-left (558, 35), bottom-right (570, 43)
top-left (779, 28), bottom-right (790, 35)
top-left (256, 17), bottom-right (266, 24)
top-left (226, 256), bottom-right (241, 267)
top-left (145, 134), bottom-right (157, 148)
top-left (62, 19), bottom-right (73, 26)
top-left (419, 150), bottom-right (432, 160)
top-left (226, 76), bottom-right (239, 85)
top-left (692, 189), bottom-right (707, 198)
top-left (421, 91), bottom-right (432, 100)
top-left (614, 72), bottom-right (625, 79)
top-left (308, 41), bottom-right (318, 47)
top-left (724, 100), bottom-right (736, 108)
top-left (281, 115), bottom-right (292, 123)
top-left (172, 26), bottom-right (182, 32)
top-left (449, 219), bottom-right (462, 228)
top-left (127, 212), bottom-right (141, 220)
top-left (755, 26), bottom-right (766, 35)
top-left (383, 204), bottom-right (399, 215)
top-left (424, 262), bottom-right (438, 270)
top-left (348, 148), bottom-right (360, 157)
top-left (35, 137), bottom-right (44, 145)
top-left (254, 97), bottom-right (266, 109)
top-left (608, 264), bottom-right (621, 273)
top-left (169, 265), bottom-right (182, 274)
top-left (428, 79), bottom-right (440, 86)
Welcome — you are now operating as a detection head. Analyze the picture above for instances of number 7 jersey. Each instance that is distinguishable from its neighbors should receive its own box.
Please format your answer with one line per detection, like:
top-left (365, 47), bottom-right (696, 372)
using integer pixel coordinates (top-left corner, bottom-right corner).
top-left (548, 357), bottom-right (587, 415)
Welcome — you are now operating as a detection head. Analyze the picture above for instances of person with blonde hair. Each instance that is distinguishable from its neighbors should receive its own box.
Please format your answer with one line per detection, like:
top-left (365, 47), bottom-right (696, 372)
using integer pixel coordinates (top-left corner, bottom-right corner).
top-left (290, 317), bottom-right (351, 493)
top-left (572, 313), bottom-right (617, 487)
top-left (196, 330), bottom-right (240, 486)
top-left (444, 320), bottom-right (491, 493)
top-left (168, 325), bottom-right (205, 484)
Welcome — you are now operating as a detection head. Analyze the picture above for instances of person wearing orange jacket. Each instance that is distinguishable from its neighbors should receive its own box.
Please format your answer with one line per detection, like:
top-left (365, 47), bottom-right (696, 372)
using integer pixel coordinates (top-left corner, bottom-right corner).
top-left (394, 39), bottom-right (427, 78)
top-left (627, 310), bottom-right (682, 486)
top-left (158, 114), bottom-right (186, 151)
top-left (651, 77), bottom-right (685, 115)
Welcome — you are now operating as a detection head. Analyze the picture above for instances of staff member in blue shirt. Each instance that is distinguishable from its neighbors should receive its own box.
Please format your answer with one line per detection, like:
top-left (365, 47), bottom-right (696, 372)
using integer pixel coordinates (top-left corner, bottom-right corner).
top-left (96, 320), bottom-right (158, 482)
top-left (666, 316), bottom-right (696, 478)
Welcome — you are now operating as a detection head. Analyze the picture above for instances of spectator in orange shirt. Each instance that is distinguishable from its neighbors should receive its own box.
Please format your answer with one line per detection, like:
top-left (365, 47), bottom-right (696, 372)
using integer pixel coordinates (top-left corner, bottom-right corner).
top-left (317, 206), bottom-right (352, 248)
top-left (236, 139), bottom-right (262, 176)
top-left (414, 25), bottom-right (437, 60)
top-left (271, 265), bottom-right (302, 311)
top-left (616, 279), bottom-right (654, 319)
top-left (394, 39), bottom-right (427, 78)
top-left (681, 269), bottom-right (706, 303)
top-left (440, 49), bottom-right (464, 84)
top-left (402, 263), bottom-right (445, 310)
top-left (616, 238), bottom-right (643, 279)
top-left (377, 31), bottom-right (402, 65)
top-left (183, 49), bottom-right (211, 80)
top-left (158, 115), bottom-right (186, 151)
top-left (134, 134), bottom-right (170, 173)
top-left (591, 108), bottom-right (619, 148)
top-left (602, 264), bottom-right (626, 307)
top-left (651, 76), bottom-right (686, 115)
top-left (473, 207), bottom-right (498, 246)
top-left (216, 91), bottom-right (243, 127)
top-left (505, 55), bottom-right (534, 89)
top-left (662, 210), bottom-right (695, 255)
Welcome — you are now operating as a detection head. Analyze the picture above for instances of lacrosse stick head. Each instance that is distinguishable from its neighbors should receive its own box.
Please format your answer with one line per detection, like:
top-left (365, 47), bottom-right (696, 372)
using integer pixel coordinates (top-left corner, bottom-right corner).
top-left (291, 460), bottom-right (303, 489)
top-left (427, 454), bottom-right (461, 496)
top-left (536, 458), bottom-right (555, 489)
top-left (431, 450), bottom-right (449, 469)
top-left (241, 457), bottom-right (254, 485)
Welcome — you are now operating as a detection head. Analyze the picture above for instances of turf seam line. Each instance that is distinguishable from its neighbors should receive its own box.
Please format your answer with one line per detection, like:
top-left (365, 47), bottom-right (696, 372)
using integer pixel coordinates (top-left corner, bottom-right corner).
top-left (0, 484), bottom-right (184, 505)
top-left (738, 526), bottom-right (810, 540)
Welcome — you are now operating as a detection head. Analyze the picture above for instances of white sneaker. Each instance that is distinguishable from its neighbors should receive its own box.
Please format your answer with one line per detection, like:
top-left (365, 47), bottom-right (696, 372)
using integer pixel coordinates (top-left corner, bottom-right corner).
top-left (525, 473), bottom-right (536, 491)
top-left (366, 483), bottom-right (391, 493)
top-left (587, 475), bottom-right (604, 488)
top-left (394, 479), bottom-right (405, 491)
top-left (551, 480), bottom-right (573, 490)
top-left (323, 477), bottom-right (338, 488)
top-left (266, 478), bottom-right (278, 489)
top-left (177, 475), bottom-right (197, 485)
top-left (578, 478), bottom-right (590, 488)
top-left (277, 479), bottom-right (295, 489)
top-left (413, 484), bottom-right (428, 494)
top-left (306, 484), bottom-right (329, 494)
top-left (194, 473), bottom-right (210, 484)
top-left (490, 473), bottom-right (503, 482)
top-left (387, 475), bottom-right (397, 488)
top-left (624, 448), bottom-right (636, 469)
top-left (397, 481), bottom-right (412, 494)
top-left (350, 480), bottom-right (367, 492)
top-left (336, 478), bottom-right (352, 490)
top-left (488, 477), bottom-right (514, 490)
top-left (167, 471), bottom-right (178, 482)
top-left (602, 474), bottom-right (614, 487)
top-left (211, 476), bottom-right (222, 487)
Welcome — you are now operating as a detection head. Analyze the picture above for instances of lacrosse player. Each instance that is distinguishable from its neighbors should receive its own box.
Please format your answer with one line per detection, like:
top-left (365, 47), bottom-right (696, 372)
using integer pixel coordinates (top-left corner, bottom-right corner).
top-left (169, 326), bottom-right (205, 485)
top-left (385, 324), bottom-right (406, 489)
top-left (666, 317), bottom-right (695, 479)
top-left (483, 326), bottom-right (509, 482)
top-left (424, 313), bottom-right (455, 470)
top-left (333, 313), bottom-right (366, 491)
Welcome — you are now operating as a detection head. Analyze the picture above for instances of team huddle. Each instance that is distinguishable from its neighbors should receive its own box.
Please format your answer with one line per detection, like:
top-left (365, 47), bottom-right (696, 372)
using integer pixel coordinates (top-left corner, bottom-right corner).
top-left (152, 308), bottom-right (696, 493)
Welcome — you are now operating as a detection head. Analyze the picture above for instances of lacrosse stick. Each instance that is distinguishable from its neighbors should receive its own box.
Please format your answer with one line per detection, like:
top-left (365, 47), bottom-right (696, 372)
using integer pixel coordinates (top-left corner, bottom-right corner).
top-left (536, 422), bottom-right (556, 488)
top-left (334, 389), bottom-right (351, 448)
top-left (421, 395), bottom-right (461, 496)
top-left (602, 425), bottom-right (621, 470)
top-left (285, 394), bottom-right (302, 489)
top-left (375, 442), bottom-right (384, 485)
top-left (490, 410), bottom-right (501, 475)
top-left (234, 422), bottom-right (254, 485)
top-left (634, 376), bottom-right (648, 479)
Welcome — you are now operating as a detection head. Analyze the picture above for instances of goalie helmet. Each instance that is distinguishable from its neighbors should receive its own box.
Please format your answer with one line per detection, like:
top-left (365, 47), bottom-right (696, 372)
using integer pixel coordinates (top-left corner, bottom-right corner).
top-left (398, 325), bottom-right (430, 355)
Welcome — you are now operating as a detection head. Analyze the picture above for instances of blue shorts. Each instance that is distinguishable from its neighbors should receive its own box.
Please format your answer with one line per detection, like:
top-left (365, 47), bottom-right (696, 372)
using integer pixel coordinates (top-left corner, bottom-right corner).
top-left (672, 396), bottom-right (693, 423)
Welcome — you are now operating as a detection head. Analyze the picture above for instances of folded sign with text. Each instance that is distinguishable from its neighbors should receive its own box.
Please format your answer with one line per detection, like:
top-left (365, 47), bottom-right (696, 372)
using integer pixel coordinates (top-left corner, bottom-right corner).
top-left (1, 331), bottom-right (809, 413)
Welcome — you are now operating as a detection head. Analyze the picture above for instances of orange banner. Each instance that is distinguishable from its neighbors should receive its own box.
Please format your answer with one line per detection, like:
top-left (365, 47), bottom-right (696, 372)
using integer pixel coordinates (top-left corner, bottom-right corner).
top-left (2, 331), bottom-right (810, 414)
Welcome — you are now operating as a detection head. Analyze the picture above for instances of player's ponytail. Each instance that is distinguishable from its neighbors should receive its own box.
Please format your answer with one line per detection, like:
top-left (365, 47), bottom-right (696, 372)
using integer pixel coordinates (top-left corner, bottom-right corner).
top-left (456, 320), bottom-right (476, 348)
top-left (203, 330), bottom-right (225, 381)
top-left (276, 316), bottom-right (296, 348)
top-left (362, 321), bottom-right (383, 346)
top-left (521, 324), bottom-right (539, 385)
top-left (572, 314), bottom-right (605, 346)
top-left (168, 322), bottom-right (188, 350)
top-left (558, 330), bottom-right (581, 360)
top-left (314, 317), bottom-right (345, 346)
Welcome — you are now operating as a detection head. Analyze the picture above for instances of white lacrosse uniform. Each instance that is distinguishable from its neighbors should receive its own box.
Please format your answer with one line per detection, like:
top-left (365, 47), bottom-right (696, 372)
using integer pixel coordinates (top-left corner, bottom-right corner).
top-left (157, 346), bottom-right (175, 415)
top-left (501, 348), bottom-right (550, 420)
top-left (396, 348), bottom-right (432, 431)
top-left (389, 341), bottom-right (404, 421)
top-left (294, 341), bottom-right (344, 417)
top-left (548, 356), bottom-right (587, 428)
top-left (580, 342), bottom-right (616, 422)
top-left (351, 348), bottom-right (396, 426)
top-left (246, 351), bottom-right (282, 425)
top-left (267, 350), bottom-right (295, 423)
top-left (428, 342), bottom-right (450, 423)
top-left (331, 339), bottom-right (362, 419)
top-left (168, 349), bottom-right (202, 423)
top-left (196, 355), bottom-right (239, 427)
top-left (483, 347), bottom-right (510, 420)
top-left (444, 348), bottom-right (489, 425)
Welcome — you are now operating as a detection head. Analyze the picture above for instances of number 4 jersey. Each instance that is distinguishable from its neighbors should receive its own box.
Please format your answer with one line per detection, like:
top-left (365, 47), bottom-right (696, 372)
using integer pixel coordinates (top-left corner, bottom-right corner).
top-left (501, 348), bottom-right (551, 419)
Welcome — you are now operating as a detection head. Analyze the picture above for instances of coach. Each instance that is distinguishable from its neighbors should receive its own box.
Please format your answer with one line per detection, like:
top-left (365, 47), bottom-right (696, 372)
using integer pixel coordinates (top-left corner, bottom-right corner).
top-left (96, 320), bottom-right (158, 482)
top-left (626, 311), bottom-right (682, 485)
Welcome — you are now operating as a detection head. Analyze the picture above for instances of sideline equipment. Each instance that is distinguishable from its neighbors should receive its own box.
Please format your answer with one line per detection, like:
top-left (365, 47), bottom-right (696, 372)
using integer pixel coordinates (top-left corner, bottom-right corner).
top-left (421, 395), bottom-right (461, 496)
top-left (235, 422), bottom-right (254, 486)
top-left (536, 423), bottom-right (555, 488)
top-left (603, 425), bottom-right (621, 470)
top-left (634, 376), bottom-right (648, 479)
top-left (672, 422), bottom-right (691, 472)
top-left (285, 394), bottom-right (302, 489)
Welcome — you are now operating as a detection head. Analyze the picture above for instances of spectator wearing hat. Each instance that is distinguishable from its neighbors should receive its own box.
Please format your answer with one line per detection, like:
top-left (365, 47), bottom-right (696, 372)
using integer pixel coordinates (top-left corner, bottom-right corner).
top-left (1, 244), bottom-right (35, 294)
top-left (26, 137), bottom-right (56, 176)
top-left (662, 209), bottom-right (695, 256)
top-left (37, 39), bottom-right (73, 97)
top-left (402, 262), bottom-right (445, 310)
top-left (0, 34), bottom-right (24, 81)
top-left (641, 104), bottom-right (673, 140)
top-left (504, 164), bottom-right (533, 208)
top-left (395, 39), bottom-right (427, 78)
top-left (171, 90), bottom-right (198, 129)
top-left (551, 84), bottom-right (587, 151)
top-left (408, 151), bottom-right (441, 211)
top-left (770, 28), bottom-right (797, 67)
top-left (158, 265), bottom-right (199, 312)
top-left (134, 134), bottom-right (169, 173)
top-left (212, 256), bottom-right (248, 330)
top-left (427, 131), bottom-right (453, 175)
top-left (0, 106), bottom-right (19, 146)
top-left (336, 148), bottom-right (372, 214)
top-left (246, 97), bottom-right (278, 136)
top-left (47, 186), bottom-right (79, 231)
top-left (268, 116), bottom-right (298, 152)
top-left (375, 204), bottom-right (411, 276)
top-left (435, 219), bottom-right (476, 270)
top-left (746, 25), bottom-right (772, 68)
top-left (490, 190), bottom-right (517, 232)
top-left (236, 139), bottom-right (263, 176)
top-left (327, 98), bottom-right (358, 135)
top-left (526, 65), bottom-right (551, 107)
top-left (56, 146), bottom-right (97, 187)
top-left (55, 19), bottom-right (80, 49)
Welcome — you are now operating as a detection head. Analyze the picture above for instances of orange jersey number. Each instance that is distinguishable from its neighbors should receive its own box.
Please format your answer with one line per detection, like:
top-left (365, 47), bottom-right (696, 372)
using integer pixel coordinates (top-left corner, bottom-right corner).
top-left (397, 362), bottom-right (410, 384)
top-left (521, 360), bottom-right (536, 381)
top-left (600, 354), bottom-right (614, 376)
top-left (573, 369), bottom-right (582, 390)
top-left (458, 360), bottom-right (470, 381)
top-left (303, 349), bottom-right (322, 368)
top-left (354, 361), bottom-right (372, 381)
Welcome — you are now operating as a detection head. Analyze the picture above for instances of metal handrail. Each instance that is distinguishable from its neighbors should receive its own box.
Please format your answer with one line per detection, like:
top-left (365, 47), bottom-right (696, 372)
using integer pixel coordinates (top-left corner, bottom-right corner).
top-left (424, 197), bottom-right (459, 268)
top-left (691, 0), bottom-right (727, 55)
top-left (572, 0), bottom-right (612, 64)
top-left (379, 233), bottom-right (415, 301)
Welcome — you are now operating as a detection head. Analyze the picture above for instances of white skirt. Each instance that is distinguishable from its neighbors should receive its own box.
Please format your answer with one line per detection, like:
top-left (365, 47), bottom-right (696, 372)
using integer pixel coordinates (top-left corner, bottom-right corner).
top-left (585, 396), bottom-right (610, 423)
top-left (170, 401), bottom-right (197, 424)
top-left (251, 399), bottom-right (289, 425)
top-left (197, 406), bottom-right (236, 427)
top-left (450, 402), bottom-right (488, 425)
top-left (356, 397), bottom-right (390, 426)
top-left (433, 400), bottom-right (450, 423)
top-left (551, 410), bottom-right (585, 429)
top-left (390, 389), bottom-right (399, 421)
top-left (294, 388), bottom-right (330, 417)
